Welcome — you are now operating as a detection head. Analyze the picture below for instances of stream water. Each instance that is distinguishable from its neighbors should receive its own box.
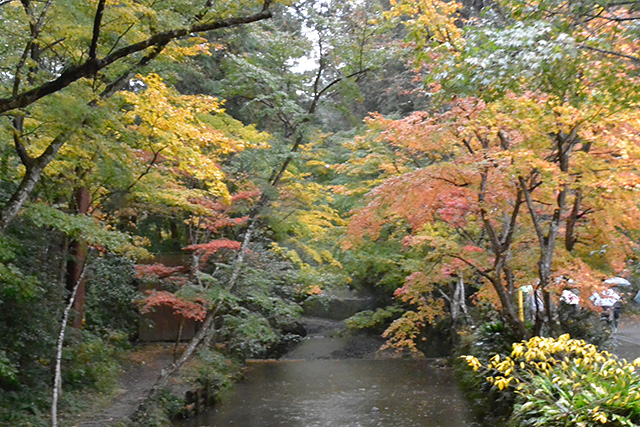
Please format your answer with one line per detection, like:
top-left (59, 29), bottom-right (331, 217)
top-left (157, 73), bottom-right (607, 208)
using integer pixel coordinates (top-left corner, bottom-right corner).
top-left (175, 318), bottom-right (479, 427)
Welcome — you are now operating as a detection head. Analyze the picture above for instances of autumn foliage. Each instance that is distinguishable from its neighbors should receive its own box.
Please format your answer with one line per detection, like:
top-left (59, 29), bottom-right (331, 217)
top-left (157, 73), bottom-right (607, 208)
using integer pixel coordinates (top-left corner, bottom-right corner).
top-left (140, 291), bottom-right (208, 322)
top-left (345, 91), bottom-right (640, 344)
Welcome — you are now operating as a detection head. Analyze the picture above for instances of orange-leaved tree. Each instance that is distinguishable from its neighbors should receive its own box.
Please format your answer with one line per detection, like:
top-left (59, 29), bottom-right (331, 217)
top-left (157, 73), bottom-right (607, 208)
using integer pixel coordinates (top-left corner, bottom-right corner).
top-left (340, 0), bottom-right (640, 350)
top-left (345, 93), bottom-right (640, 346)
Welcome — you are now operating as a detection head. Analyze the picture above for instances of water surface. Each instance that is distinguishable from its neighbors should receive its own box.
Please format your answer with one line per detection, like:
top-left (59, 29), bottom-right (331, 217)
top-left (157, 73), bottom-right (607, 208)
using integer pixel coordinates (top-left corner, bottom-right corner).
top-left (177, 358), bottom-right (476, 427)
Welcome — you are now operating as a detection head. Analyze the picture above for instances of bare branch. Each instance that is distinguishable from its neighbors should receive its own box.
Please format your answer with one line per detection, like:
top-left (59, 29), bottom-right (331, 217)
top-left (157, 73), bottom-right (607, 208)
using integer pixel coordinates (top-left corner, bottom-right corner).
top-left (313, 67), bottom-right (373, 110)
top-left (478, 169), bottom-right (501, 253)
top-left (499, 188), bottom-right (523, 251)
top-left (584, 13), bottom-right (640, 22)
top-left (449, 254), bottom-right (493, 281)
top-left (98, 41), bottom-right (168, 99)
top-left (12, 0), bottom-right (53, 95)
top-left (519, 175), bottom-right (546, 245)
top-left (461, 136), bottom-right (474, 154)
top-left (34, 0), bottom-right (54, 33)
top-left (11, 114), bottom-right (33, 167)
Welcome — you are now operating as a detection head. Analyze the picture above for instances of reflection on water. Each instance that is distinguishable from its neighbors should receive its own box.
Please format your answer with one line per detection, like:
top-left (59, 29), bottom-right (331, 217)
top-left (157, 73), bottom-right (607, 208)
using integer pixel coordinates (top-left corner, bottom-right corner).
top-left (176, 358), bottom-right (478, 427)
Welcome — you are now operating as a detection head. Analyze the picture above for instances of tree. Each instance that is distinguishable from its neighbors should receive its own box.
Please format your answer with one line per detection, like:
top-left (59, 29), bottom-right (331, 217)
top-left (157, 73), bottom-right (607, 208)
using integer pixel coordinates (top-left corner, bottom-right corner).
top-left (346, 91), bottom-right (640, 345)
top-left (336, 0), bottom-right (640, 349)
top-left (0, 0), bottom-right (278, 231)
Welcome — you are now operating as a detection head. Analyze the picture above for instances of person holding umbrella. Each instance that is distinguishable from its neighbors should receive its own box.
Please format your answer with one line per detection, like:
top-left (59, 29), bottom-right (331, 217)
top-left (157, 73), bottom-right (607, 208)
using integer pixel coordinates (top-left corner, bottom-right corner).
top-left (594, 277), bottom-right (632, 328)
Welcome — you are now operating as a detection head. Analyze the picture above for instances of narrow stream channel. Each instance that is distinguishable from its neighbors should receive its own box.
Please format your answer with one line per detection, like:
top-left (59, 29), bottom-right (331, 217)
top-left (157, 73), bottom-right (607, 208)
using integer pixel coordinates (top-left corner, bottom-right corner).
top-left (175, 318), bottom-right (479, 427)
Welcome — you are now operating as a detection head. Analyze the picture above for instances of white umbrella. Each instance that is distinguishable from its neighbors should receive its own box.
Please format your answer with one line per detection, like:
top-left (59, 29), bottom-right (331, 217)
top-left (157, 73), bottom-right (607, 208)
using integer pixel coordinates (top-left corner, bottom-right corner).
top-left (604, 277), bottom-right (631, 287)
top-left (590, 289), bottom-right (621, 307)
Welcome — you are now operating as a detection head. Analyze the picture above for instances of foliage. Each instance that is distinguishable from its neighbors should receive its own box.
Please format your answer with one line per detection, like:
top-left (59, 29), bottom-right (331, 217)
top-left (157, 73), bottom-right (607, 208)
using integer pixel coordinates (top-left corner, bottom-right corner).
top-left (0, 234), bottom-right (54, 383)
top-left (85, 254), bottom-right (139, 337)
top-left (385, 0), bottom-right (463, 58)
top-left (344, 306), bottom-right (404, 333)
top-left (221, 309), bottom-right (279, 358)
top-left (461, 334), bottom-right (640, 426)
top-left (140, 291), bottom-right (208, 322)
top-left (61, 331), bottom-right (125, 392)
top-left (216, 245), bottom-right (304, 359)
top-left (343, 88), bottom-right (640, 345)
top-left (0, 350), bottom-right (18, 388)
top-left (1, 0), bottom-right (640, 423)
top-left (194, 347), bottom-right (242, 391)
top-left (24, 203), bottom-right (148, 258)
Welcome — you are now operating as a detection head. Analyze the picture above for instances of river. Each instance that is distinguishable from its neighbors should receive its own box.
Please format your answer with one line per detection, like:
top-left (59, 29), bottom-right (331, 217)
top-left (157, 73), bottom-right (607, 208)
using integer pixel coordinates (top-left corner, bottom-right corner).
top-left (175, 317), bottom-right (479, 427)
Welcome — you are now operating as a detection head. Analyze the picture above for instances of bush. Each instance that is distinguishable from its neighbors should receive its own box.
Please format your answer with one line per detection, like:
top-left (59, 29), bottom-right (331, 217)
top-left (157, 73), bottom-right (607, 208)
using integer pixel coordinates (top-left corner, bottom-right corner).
top-left (62, 331), bottom-right (124, 392)
top-left (85, 254), bottom-right (139, 338)
top-left (195, 348), bottom-right (242, 391)
top-left (345, 306), bottom-right (404, 333)
top-left (454, 323), bottom-right (519, 424)
top-left (461, 334), bottom-right (640, 426)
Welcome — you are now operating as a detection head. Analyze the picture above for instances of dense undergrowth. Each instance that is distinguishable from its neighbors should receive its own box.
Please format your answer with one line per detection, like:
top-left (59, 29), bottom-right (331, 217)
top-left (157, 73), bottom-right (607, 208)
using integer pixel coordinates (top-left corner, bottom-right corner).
top-left (452, 307), bottom-right (636, 427)
top-left (459, 333), bottom-right (640, 427)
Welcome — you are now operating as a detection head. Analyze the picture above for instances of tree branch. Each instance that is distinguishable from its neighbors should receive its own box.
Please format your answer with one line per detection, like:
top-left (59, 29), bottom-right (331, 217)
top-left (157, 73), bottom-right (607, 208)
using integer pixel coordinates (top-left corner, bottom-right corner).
top-left (449, 254), bottom-right (492, 281)
top-left (98, 41), bottom-right (168, 99)
top-left (478, 169), bottom-right (501, 253)
top-left (11, 114), bottom-right (33, 167)
top-left (519, 175), bottom-right (545, 245)
top-left (0, 5), bottom-right (273, 114)
top-left (0, 41), bottom-right (169, 231)
top-left (89, 0), bottom-right (107, 62)
top-left (499, 188), bottom-right (523, 251)
top-left (578, 43), bottom-right (640, 64)
top-left (314, 67), bottom-right (373, 109)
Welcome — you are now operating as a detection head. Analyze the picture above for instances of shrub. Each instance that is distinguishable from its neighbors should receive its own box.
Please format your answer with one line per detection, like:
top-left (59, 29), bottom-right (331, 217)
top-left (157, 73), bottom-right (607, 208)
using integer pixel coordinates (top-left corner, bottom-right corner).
top-left (345, 306), bottom-right (404, 333)
top-left (62, 331), bottom-right (124, 392)
top-left (461, 334), bottom-right (640, 426)
top-left (85, 254), bottom-right (139, 337)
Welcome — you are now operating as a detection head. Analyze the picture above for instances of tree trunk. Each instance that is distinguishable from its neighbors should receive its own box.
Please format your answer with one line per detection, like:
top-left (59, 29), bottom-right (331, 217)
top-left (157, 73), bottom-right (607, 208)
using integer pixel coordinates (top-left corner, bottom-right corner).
top-left (52, 264), bottom-right (87, 427)
top-left (65, 186), bottom-right (91, 329)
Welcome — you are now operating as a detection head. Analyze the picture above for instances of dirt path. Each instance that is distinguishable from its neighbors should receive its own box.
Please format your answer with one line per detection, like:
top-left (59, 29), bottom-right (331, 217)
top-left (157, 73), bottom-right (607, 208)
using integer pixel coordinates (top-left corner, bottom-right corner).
top-left (74, 343), bottom-right (175, 427)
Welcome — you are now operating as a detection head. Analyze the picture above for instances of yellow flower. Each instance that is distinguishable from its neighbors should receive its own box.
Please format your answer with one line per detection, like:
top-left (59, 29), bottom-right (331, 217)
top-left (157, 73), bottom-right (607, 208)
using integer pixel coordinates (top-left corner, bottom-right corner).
top-left (461, 355), bottom-right (482, 372)
top-left (512, 343), bottom-right (524, 358)
top-left (592, 411), bottom-right (607, 424)
top-left (494, 376), bottom-right (513, 390)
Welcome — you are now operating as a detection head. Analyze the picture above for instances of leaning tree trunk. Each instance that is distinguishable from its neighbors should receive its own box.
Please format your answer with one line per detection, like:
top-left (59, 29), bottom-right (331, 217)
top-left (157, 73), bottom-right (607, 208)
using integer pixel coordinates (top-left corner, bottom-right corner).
top-left (52, 264), bottom-right (87, 427)
top-left (142, 216), bottom-right (258, 402)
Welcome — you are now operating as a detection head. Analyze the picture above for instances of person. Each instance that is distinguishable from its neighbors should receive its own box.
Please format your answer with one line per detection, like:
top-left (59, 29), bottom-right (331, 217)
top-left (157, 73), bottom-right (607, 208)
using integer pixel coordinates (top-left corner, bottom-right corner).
top-left (590, 288), bottom-right (621, 328)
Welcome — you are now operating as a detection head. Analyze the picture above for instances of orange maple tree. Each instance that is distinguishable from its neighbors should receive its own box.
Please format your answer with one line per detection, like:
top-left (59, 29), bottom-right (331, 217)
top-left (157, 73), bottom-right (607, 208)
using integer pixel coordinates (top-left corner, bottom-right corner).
top-left (338, 0), bottom-right (640, 350)
top-left (345, 92), bottom-right (640, 343)
top-left (137, 190), bottom-right (260, 326)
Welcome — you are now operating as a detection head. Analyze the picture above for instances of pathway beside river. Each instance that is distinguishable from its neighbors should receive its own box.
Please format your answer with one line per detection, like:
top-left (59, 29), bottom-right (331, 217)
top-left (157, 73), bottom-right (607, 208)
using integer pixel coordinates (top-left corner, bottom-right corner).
top-left (77, 314), bottom-right (640, 426)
